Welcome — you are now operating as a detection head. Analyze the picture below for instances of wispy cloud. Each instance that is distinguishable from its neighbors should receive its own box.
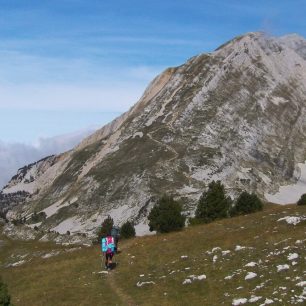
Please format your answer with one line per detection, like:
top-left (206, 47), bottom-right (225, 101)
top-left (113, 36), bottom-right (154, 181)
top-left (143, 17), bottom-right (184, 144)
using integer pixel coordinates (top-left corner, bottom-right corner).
top-left (1, 0), bottom-right (305, 147)
top-left (0, 48), bottom-right (163, 112)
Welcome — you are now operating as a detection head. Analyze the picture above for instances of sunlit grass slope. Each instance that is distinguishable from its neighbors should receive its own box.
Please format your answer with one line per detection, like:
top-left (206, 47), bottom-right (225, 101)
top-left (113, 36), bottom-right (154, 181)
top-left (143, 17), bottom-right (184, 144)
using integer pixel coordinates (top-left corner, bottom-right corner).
top-left (1, 203), bottom-right (305, 305)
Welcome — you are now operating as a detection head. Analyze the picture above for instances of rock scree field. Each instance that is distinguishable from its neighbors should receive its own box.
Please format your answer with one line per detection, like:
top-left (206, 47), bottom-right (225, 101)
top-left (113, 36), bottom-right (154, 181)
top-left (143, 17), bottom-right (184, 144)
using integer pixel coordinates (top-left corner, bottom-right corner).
top-left (0, 203), bottom-right (305, 306)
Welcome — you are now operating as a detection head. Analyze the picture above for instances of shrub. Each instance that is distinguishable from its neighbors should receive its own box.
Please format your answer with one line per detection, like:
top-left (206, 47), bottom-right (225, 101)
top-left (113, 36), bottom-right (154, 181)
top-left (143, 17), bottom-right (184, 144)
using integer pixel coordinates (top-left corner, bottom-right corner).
top-left (96, 216), bottom-right (114, 243)
top-left (194, 180), bottom-right (231, 223)
top-left (188, 217), bottom-right (204, 226)
top-left (231, 191), bottom-right (263, 216)
top-left (12, 217), bottom-right (25, 226)
top-left (30, 211), bottom-right (46, 224)
top-left (0, 277), bottom-right (11, 306)
top-left (148, 195), bottom-right (185, 233)
top-left (120, 221), bottom-right (136, 239)
top-left (0, 211), bottom-right (7, 223)
top-left (297, 194), bottom-right (306, 206)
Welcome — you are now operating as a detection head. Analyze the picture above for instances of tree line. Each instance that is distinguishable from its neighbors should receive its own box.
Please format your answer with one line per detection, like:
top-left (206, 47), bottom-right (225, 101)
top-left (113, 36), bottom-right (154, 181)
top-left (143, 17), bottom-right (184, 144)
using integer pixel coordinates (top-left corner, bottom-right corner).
top-left (96, 180), bottom-right (306, 238)
top-left (148, 181), bottom-right (306, 233)
top-left (148, 180), bottom-right (265, 233)
top-left (96, 180), bottom-right (266, 238)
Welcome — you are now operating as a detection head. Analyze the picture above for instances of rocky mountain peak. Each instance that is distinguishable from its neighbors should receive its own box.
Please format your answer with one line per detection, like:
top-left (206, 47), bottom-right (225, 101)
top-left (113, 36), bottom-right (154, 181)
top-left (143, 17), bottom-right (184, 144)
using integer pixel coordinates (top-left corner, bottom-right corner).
top-left (2, 32), bottom-right (306, 242)
top-left (278, 33), bottom-right (306, 59)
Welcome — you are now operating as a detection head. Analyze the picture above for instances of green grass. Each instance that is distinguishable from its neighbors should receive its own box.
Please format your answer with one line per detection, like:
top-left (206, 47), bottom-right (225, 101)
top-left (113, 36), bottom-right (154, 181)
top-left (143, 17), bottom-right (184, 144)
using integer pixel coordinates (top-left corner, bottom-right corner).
top-left (1, 204), bottom-right (305, 305)
top-left (0, 238), bottom-right (120, 306)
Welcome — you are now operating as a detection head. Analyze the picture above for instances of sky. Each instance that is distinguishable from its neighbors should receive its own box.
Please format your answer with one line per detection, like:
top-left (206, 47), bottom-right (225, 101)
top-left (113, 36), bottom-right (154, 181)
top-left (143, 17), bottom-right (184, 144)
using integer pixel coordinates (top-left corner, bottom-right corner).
top-left (0, 0), bottom-right (306, 185)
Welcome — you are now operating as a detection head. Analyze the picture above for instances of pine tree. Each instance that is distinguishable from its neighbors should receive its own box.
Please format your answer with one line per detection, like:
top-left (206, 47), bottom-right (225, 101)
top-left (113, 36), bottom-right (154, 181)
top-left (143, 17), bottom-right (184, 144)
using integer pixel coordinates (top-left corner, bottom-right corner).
top-left (96, 216), bottom-right (114, 243)
top-left (120, 221), bottom-right (136, 239)
top-left (297, 193), bottom-right (306, 206)
top-left (195, 181), bottom-right (231, 223)
top-left (230, 191), bottom-right (263, 216)
top-left (148, 195), bottom-right (185, 233)
top-left (0, 277), bottom-right (11, 306)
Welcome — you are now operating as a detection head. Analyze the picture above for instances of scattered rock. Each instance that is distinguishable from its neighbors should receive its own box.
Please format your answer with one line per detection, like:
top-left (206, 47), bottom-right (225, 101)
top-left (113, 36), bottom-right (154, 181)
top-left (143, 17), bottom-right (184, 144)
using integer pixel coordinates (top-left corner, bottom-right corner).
top-left (276, 264), bottom-right (290, 272)
top-left (136, 281), bottom-right (155, 287)
top-left (232, 298), bottom-right (248, 305)
top-left (287, 253), bottom-right (299, 261)
top-left (245, 272), bottom-right (257, 280)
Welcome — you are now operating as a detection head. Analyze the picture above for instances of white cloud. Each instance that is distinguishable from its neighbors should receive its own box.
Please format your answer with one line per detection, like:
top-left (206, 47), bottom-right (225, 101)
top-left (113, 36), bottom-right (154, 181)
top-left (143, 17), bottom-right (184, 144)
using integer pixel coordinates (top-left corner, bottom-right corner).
top-left (0, 128), bottom-right (96, 188)
top-left (0, 37), bottom-right (166, 106)
top-left (0, 49), bottom-right (163, 112)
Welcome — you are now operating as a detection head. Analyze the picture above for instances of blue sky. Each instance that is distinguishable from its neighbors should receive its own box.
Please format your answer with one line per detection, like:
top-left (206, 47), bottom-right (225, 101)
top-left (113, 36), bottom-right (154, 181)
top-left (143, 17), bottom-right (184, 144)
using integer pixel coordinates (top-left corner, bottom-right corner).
top-left (1, 0), bottom-right (306, 143)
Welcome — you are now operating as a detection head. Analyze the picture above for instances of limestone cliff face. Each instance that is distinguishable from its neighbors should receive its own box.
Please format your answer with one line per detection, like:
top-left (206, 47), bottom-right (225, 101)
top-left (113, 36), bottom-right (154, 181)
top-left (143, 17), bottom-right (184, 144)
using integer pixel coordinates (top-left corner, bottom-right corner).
top-left (2, 32), bottom-right (306, 238)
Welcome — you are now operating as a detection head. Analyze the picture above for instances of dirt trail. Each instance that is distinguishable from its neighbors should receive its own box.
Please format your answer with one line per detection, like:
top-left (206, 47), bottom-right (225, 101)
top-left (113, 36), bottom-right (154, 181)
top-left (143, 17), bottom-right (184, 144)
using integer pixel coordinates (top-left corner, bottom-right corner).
top-left (108, 272), bottom-right (136, 306)
top-left (108, 239), bottom-right (137, 306)
top-left (147, 131), bottom-right (179, 162)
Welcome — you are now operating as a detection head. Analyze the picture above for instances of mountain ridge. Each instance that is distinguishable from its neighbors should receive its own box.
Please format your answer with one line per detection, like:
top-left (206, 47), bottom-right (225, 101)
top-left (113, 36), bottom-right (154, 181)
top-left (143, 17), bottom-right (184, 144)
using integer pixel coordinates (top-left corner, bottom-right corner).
top-left (1, 31), bottom-right (306, 242)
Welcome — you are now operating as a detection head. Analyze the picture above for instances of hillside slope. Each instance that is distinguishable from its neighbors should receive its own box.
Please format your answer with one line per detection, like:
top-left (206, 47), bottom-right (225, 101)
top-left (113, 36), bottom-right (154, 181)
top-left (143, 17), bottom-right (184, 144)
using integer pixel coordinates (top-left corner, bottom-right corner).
top-left (1, 32), bottom-right (306, 239)
top-left (1, 204), bottom-right (305, 305)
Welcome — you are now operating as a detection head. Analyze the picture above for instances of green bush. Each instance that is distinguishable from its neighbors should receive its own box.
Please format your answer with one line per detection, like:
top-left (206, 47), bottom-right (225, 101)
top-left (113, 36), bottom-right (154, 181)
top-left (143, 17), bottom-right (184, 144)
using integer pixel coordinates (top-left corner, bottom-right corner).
top-left (96, 216), bottom-right (114, 243)
top-left (0, 277), bottom-right (11, 306)
top-left (120, 221), bottom-right (136, 239)
top-left (188, 217), bottom-right (204, 226)
top-left (194, 180), bottom-right (231, 223)
top-left (30, 211), bottom-right (47, 223)
top-left (12, 217), bottom-right (26, 226)
top-left (148, 195), bottom-right (185, 233)
top-left (231, 191), bottom-right (263, 216)
top-left (297, 194), bottom-right (306, 206)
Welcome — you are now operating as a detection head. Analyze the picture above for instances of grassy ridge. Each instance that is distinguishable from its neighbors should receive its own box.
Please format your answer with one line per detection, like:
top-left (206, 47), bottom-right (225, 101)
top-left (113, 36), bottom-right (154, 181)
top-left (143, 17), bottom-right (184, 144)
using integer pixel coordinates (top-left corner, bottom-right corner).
top-left (1, 204), bottom-right (305, 305)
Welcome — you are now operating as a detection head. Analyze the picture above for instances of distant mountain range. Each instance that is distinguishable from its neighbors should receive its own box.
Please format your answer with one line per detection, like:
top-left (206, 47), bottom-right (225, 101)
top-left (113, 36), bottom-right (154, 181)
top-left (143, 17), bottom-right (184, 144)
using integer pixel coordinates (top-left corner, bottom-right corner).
top-left (1, 32), bottom-right (306, 242)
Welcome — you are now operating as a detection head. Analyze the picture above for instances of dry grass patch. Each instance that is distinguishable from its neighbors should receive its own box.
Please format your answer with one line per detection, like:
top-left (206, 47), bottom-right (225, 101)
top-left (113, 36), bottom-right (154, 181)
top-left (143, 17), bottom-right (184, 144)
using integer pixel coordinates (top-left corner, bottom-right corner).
top-left (1, 204), bottom-right (305, 305)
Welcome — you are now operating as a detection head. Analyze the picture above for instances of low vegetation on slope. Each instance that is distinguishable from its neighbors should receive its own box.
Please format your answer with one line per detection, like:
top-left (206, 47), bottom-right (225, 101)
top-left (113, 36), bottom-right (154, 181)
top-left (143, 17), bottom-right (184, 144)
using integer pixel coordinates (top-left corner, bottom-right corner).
top-left (0, 204), bottom-right (305, 306)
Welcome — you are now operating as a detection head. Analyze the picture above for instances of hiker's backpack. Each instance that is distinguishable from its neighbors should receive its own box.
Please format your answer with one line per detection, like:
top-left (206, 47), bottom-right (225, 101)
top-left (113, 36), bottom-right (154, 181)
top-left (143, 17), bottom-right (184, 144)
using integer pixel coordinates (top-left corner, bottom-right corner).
top-left (111, 227), bottom-right (120, 240)
top-left (101, 236), bottom-right (115, 253)
top-left (111, 226), bottom-right (120, 249)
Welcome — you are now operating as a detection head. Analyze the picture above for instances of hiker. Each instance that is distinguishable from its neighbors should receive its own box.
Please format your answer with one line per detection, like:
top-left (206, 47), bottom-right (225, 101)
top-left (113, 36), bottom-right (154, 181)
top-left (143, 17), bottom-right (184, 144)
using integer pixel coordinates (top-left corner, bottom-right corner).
top-left (101, 235), bottom-right (115, 270)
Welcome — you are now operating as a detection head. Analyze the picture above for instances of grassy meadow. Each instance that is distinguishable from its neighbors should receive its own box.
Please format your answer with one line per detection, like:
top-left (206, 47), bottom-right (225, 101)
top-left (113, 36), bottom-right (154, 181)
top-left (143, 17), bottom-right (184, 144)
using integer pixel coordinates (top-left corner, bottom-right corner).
top-left (0, 203), bottom-right (305, 306)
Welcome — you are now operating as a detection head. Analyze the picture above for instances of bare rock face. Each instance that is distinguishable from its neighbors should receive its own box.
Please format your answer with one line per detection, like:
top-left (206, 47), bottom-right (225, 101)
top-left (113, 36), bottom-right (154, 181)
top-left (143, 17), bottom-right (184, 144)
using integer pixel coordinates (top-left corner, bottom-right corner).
top-left (2, 32), bottom-right (306, 239)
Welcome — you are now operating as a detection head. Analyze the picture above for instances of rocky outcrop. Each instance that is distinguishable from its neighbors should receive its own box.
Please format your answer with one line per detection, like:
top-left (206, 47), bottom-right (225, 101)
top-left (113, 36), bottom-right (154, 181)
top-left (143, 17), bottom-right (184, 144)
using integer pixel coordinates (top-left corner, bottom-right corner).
top-left (2, 32), bottom-right (306, 239)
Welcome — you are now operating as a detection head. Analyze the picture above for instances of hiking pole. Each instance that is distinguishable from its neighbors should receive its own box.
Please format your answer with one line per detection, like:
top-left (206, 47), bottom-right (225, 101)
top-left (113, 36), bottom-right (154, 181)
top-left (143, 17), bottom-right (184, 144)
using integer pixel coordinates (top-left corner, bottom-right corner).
top-left (100, 253), bottom-right (104, 271)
